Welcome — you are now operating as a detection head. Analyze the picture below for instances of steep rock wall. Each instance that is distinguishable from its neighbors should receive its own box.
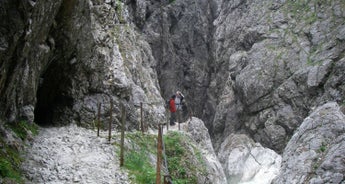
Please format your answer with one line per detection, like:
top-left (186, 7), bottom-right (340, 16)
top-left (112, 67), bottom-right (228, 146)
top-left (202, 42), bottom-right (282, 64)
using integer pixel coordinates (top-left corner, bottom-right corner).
top-left (141, 0), bottom-right (218, 122)
top-left (273, 102), bottom-right (345, 183)
top-left (139, 0), bottom-right (345, 153)
top-left (0, 0), bottom-right (64, 123)
top-left (210, 0), bottom-right (345, 152)
top-left (1, 0), bottom-right (345, 183)
top-left (0, 0), bottom-right (165, 128)
top-left (1, 0), bottom-right (344, 161)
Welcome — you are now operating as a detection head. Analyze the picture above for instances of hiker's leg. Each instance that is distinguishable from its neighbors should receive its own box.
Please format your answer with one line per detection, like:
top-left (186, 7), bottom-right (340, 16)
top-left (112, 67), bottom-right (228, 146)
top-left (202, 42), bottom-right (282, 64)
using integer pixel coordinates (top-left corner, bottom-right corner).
top-left (170, 112), bottom-right (176, 125)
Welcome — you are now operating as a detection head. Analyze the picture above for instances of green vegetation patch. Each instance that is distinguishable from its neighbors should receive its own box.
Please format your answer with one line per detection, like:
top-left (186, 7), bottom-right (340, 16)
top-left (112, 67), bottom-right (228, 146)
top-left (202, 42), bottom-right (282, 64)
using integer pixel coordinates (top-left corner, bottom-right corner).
top-left (282, 0), bottom-right (332, 25)
top-left (120, 131), bottom-right (207, 184)
top-left (5, 121), bottom-right (39, 140)
top-left (124, 150), bottom-right (156, 183)
top-left (0, 121), bottom-right (39, 183)
top-left (164, 131), bottom-right (207, 184)
top-left (0, 138), bottom-right (23, 183)
top-left (123, 132), bottom-right (157, 183)
top-left (0, 157), bottom-right (22, 183)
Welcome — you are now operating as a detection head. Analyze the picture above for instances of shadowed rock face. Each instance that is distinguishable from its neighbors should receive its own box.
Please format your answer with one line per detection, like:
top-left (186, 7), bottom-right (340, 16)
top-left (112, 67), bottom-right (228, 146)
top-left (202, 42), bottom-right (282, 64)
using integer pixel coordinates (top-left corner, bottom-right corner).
top-left (0, 0), bottom-right (165, 128)
top-left (0, 0), bottom-right (64, 123)
top-left (0, 0), bottom-right (96, 125)
top-left (141, 0), bottom-right (345, 154)
top-left (210, 0), bottom-right (345, 153)
top-left (140, 0), bottom-right (217, 125)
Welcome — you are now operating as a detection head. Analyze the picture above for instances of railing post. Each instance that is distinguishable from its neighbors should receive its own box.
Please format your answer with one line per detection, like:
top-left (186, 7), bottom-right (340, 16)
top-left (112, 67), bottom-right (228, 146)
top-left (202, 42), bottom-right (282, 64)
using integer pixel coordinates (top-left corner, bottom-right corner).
top-left (120, 104), bottom-right (126, 167)
top-left (108, 99), bottom-right (113, 142)
top-left (97, 103), bottom-right (101, 137)
top-left (164, 175), bottom-right (171, 184)
top-left (156, 125), bottom-right (162, 184)
top-left (177, 110), bottom-right (181, 131)
top-left (166, 109), bottom-right (169, 132)
top-left (140, 102), bottom-right (144, 134)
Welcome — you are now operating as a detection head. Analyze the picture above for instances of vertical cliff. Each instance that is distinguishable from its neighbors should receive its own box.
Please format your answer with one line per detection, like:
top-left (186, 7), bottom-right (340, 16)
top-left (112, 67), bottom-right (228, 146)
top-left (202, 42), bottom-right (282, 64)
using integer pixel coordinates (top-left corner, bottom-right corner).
top-left (1, 0), bottom-right (345, 183)
top-left (210, 0), bottom-right (345, 153)
top-left (140, 0), bottom-right (345, 154)
top-left (0, 0), bottom-right (165, 129)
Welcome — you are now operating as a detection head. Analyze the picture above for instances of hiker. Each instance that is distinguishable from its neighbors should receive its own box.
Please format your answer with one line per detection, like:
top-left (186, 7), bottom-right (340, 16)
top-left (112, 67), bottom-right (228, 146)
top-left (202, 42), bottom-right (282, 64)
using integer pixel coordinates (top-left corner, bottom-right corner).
top-left (169, 95), bottom-right (176, 126)
top-left (175, 91), bottom-right (184, 110)
top-left (174, 91), bottom-right (185, 124)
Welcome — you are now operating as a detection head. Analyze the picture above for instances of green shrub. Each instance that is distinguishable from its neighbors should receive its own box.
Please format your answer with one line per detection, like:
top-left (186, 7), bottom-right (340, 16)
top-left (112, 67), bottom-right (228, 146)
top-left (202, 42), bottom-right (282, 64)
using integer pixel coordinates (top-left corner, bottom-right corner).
top-left (123, 132), bottom-right (156, 183)
top-left (124, 150), bottom-right (156, 183)
top-left (164, 132), bottom-right (200, 183)
top-left (0, 138), bottom-right (24, 183)
top-left (319, 143), bottom-right (327, 153)
top-left (6, 121), bottom-right (39, 140)
top-left (122, 131), bottom-right (206, 184)
top-left (0, 121), bottom-right (39, 183)
top-left (0, 158), bottom-right (21, 180)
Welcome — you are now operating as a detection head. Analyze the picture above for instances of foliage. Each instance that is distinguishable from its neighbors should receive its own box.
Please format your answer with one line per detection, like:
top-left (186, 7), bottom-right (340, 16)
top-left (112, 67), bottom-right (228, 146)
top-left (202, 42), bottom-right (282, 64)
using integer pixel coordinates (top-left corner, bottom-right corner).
top-left (120, 131), bottom-right (207, 184)
top-left (115, 0), bottom-right (125, 23)
top-left (0, 137), bottom-right (24, 183)
top-left (5, 121), bottom-right (39, 140)
top-left (124, 150), bottom-right (156, 183)
top-left (319, 142), bottom-right (327, 153)
top-left (0, 158), bottom-right (21, 182)
top-left (123, 132), bottom-right (157, 184)
top-left (0, 121), bottom-right (39, 183)
top-left (163, 131), bottom-right (205, 184)
top-left (283, 0), bottom-right (329, 25)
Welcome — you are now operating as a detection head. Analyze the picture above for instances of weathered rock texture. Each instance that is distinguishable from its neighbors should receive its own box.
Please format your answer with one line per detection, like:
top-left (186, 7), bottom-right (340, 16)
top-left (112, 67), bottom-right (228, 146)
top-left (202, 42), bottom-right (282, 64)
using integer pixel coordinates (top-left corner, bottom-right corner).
top-left (22, 124), bottom-right (130, 183)
top-left (1, 0), bottom-right (344, 151)
top-left (273, 102), bottom-right (345, 184)
top-left (185, 117), bottom-right (227, 184)
top-left (141, 0), bottom-right (218, 122)
top-left (208, 0), bottom-right (345, 152)
top-left (218, 133), bottom-right (281, 184)
top-left (1, 0), bottom-right (345, 183)
top-left (139, 0), bottom-right (345, 154)
top-left (0, 0), bottom-right (165, 129)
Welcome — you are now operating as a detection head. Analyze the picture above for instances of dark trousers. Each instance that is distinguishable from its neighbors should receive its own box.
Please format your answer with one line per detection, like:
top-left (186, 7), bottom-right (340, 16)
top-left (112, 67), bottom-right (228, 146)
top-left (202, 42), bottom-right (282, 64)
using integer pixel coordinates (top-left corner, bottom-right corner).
top-left (170, 112), bottom-right (176, 125)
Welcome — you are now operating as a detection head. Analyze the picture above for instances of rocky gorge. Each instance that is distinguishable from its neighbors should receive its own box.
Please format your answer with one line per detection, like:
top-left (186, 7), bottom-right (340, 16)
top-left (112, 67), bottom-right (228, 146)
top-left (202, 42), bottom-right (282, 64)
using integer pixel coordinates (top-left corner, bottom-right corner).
top-left (0, 0), bottom-right (344, 183)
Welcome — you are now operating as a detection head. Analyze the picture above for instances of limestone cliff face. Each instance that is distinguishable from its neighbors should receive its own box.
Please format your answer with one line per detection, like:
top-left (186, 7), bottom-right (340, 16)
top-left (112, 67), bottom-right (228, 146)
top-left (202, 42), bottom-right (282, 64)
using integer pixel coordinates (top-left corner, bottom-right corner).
top-left (273, 102), bottom-right (345, 184)
top-left (210, 0), bottom-right (345, 153)
top-left (0, 0), bottom-right (165, 129)
top-left (140, 0), bottom-right (345, 154)
top-left (1, 0), bottom-right (345, 182)
top-left (0, 1), bottom-right (64, 123)
top-left (141, 0), bottom-right (219, 122)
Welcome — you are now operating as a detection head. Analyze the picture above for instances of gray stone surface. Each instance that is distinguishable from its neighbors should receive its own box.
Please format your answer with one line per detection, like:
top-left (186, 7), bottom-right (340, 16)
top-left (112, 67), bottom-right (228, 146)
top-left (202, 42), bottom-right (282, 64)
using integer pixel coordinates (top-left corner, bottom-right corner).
top-left (0, 0), bottom-right (165, 129)
top-left (273, 102), bottom-right (345, 184)
top-left (21, 124), bottom-right (130, 184)
top-left (1, 0), bottom-right (345, 183)
top-left (1, 0), bottom-right (344, 154)
top-left (185, 117), bottom-right (227, 184)
top-left (208, 0), bottom-right (345, 153)
top-left (218, 134), bottom-right (281, 184)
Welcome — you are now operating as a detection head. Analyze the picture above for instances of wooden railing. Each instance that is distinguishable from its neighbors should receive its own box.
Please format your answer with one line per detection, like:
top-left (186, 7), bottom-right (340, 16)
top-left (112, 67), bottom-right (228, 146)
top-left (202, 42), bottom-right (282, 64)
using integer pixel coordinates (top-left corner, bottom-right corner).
top-left (93, 100), bottom-right (194, 184)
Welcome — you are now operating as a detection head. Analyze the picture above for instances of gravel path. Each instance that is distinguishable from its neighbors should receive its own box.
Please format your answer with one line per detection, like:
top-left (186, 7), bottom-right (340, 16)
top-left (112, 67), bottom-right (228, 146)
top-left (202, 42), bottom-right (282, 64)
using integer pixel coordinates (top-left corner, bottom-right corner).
top-left (22, 124), bottom-right (130, 184)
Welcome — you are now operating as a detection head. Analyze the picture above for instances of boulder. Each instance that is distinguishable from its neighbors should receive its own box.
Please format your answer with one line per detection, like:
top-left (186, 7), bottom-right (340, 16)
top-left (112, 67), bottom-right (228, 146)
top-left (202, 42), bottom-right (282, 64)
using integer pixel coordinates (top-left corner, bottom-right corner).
top-left (186, 117), bottom-right (227, 184)
top-left (273, 102), bottom-right (345, 184)
top-left (218, 133), bottom-right (281, 184)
